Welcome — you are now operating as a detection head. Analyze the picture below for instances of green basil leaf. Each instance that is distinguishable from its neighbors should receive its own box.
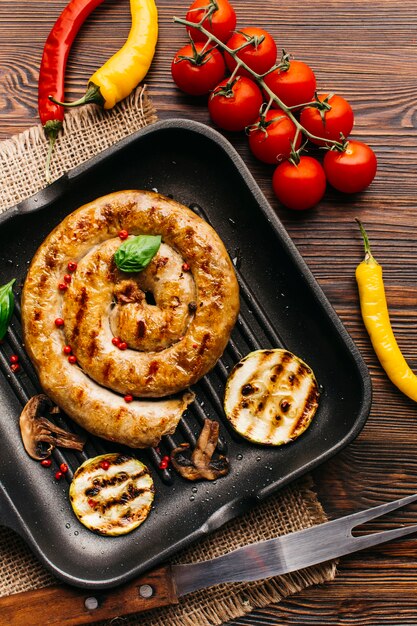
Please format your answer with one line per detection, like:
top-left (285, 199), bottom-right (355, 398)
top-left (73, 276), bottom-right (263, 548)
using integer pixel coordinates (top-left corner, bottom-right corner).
top-left (114, 235), bottom-right (162, 273)
top-left (0, 279), bottom-right (16, 340)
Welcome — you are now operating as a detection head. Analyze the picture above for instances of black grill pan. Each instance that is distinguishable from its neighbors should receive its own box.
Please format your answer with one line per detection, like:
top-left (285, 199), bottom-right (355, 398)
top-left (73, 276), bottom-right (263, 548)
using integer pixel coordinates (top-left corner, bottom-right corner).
top-left (0, 119), bottom-right (371, 589)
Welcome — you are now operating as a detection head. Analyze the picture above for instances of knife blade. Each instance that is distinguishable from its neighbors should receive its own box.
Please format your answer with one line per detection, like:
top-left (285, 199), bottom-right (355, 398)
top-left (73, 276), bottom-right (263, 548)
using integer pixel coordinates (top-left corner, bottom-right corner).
top-left (1, 492), bottom-right (417, 625)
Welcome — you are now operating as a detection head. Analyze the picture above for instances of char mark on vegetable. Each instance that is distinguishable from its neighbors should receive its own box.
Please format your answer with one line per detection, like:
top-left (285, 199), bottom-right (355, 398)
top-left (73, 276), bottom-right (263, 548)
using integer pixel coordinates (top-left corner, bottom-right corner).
top-left (85, 470), bottom-right (146, 494)
top-left (290, 385), bottom-right (319, 438)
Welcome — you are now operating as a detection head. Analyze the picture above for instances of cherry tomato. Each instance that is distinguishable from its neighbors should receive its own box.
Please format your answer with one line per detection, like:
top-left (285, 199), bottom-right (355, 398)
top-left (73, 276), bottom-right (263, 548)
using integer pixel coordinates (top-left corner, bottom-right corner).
top-left (300, 94), bottom-right (354, 146)
top-left (208, 76), bottom-right (263, 131)
top-left (248, 110), bottom-right (301, 164)
top-left (186, 0), bottom-right (237, 43)
top-left (272, 156), bottom-right (326, 210)
top-left (323, 140), bottom-right (377, 193)
top-left (171, 42), bottom-right (226, 96)
top-left (264, 60), bottom-right (316, 109)
top-left (224, 27), bottom-right (277, 78)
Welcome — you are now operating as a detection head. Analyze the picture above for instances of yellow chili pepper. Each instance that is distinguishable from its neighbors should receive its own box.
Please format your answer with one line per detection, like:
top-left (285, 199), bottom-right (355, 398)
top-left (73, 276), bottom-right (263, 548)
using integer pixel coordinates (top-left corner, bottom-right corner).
top-left (356, 219), bottom-right (417, 402)
top-left (51, 0), bottom-right (158, 110)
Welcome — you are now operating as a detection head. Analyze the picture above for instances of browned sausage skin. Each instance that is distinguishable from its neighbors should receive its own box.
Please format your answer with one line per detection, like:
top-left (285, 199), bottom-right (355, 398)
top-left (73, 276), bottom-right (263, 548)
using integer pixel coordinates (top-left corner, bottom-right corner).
top-left (22, 191), bottom-right (240, 448)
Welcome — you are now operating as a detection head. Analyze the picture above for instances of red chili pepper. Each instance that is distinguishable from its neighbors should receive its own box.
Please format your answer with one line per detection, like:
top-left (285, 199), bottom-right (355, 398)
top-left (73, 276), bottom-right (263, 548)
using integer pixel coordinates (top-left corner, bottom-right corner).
top-left (38, 0), bottom-right (105, 182)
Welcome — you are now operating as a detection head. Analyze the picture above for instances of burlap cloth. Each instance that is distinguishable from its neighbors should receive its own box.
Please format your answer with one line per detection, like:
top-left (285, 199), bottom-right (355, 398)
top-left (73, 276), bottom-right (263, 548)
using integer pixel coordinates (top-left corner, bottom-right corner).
top-left (0, 86), bottom-right (336, 625)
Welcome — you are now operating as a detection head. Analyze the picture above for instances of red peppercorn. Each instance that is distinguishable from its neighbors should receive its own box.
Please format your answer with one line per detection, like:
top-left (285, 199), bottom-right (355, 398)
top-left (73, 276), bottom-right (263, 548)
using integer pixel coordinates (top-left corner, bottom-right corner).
top-left (88, 499), bottom-right (97, 508)
top-left (118, 230), bottom-right (129, 240)
top-left (63, 274), bottom-right (72, 284)
top-left (9, 354), bottom-right (19, 364)
top-left (100, 460), bottom-right (110, 470)
top-left (67, 261), bottom-right (77, 272)
top-left (10, 363), bottom-right (20, 373)
top-left (192, 343), bottom-right (198, 349)
top-left (55, 470), bottom-right (63, 480)
top-left (119, 341), bottom-right (128, 351)
top-left (162, 455), bottom-right (170, 462)
top-left (63, 345), bottom-right (72, 355)
top-left (60, 463), bottom-right (68, 473)
top-left (58, 282), bottom-right (68, 291)
top-left (55, 318), bottom-right (64, 327)
top-left (182, 262), bottom-right (191, 272)
top-left (68, 355), bottom-right (77, 364)
top-left (124, 394), bottom-right (133, 403)
top-left (112, 337), bottom-right (121, 347)
top-left (40, 459), bottom-right (52, 467)
top-left (159, 460), bottom-right (168, 470)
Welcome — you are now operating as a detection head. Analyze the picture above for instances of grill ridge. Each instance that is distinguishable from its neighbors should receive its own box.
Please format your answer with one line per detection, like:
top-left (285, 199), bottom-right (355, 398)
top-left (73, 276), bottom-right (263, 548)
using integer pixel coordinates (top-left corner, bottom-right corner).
top-left (0, 202), bottom-right (286, 486)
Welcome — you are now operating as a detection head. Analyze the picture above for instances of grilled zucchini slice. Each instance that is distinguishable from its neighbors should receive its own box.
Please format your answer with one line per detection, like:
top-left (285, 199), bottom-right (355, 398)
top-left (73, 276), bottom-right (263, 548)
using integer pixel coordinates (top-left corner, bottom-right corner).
top-left (224, 349), bottom-right (319, 446)
top-left (69, 453), bottom-right (154, 536)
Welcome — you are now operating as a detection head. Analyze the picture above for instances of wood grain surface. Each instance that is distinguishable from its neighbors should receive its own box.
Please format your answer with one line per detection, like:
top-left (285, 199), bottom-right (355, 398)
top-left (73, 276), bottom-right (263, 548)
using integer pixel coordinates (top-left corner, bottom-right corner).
top-left (1, 0), bottom-right (417, 624)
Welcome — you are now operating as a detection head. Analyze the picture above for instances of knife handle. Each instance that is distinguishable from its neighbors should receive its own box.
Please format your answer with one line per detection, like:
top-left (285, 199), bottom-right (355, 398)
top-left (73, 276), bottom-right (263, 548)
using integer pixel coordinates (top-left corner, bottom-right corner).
top-left (0, 564), bottom-right (178, 625)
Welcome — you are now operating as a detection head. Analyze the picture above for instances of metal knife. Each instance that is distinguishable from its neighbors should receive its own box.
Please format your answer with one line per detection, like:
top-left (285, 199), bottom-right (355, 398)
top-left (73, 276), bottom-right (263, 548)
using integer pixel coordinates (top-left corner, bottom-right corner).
top-left (2, 492), bottom-right (417, 626)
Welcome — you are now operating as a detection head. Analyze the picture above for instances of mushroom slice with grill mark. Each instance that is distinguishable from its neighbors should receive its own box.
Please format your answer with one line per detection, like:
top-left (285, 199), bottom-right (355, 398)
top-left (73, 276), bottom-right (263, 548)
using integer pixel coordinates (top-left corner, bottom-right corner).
top-left (19, 394), bottom-right (86, 460)
top-left (170, 419), bottom-right (229, 481)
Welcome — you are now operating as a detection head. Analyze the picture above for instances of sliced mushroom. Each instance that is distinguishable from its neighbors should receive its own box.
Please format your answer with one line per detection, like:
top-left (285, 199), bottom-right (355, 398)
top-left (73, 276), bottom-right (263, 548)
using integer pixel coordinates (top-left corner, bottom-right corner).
top-left (19, 394), bottom-right (86, 460)
top-left (170, 419), bottom-right (229, 481)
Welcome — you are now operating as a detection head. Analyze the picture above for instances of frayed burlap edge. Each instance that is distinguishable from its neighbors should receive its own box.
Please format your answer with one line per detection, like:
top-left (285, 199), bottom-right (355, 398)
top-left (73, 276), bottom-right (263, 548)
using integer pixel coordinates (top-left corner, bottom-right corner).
top-left (0, 84), bottom-right (157, 213)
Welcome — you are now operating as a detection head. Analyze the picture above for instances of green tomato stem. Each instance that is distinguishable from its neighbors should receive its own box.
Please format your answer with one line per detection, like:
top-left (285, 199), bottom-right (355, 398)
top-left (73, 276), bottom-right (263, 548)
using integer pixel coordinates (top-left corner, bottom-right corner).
top-left (173, 15), bottom-right (344, 149)
top-left (355, 218), bottom-right (376, 263)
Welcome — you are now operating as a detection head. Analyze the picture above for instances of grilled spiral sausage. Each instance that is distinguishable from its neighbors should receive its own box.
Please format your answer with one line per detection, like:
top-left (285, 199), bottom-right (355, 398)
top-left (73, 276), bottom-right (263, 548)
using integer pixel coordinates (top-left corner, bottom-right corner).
top-left (22, 191), bottom-right (240, 448)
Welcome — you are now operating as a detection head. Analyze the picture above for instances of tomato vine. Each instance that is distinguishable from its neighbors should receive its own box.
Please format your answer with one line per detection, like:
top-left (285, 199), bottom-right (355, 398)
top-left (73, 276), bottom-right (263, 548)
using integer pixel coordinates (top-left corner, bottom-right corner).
top-left (173, 6), bottom-right (344, 148)
top-left (173, 2), bottom-right (377, 210)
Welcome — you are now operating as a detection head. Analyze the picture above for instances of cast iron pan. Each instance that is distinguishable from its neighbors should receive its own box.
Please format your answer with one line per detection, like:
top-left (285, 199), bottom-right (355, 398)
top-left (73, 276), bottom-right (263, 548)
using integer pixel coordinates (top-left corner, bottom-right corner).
top-left (0, 119), bottom-right (371, 588)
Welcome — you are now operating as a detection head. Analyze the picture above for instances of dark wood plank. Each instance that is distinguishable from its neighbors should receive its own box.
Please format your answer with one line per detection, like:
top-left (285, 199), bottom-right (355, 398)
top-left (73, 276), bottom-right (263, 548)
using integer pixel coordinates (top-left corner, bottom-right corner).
top-left (1, 0), bottom-right (417, 624)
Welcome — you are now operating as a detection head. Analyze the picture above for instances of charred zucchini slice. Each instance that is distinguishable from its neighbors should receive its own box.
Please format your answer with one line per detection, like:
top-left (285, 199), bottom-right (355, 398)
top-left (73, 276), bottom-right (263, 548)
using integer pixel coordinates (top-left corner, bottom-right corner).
top-left (224, 349), bottom-right (319, 446)
top-left (69, 453), bottom-right (154, 536)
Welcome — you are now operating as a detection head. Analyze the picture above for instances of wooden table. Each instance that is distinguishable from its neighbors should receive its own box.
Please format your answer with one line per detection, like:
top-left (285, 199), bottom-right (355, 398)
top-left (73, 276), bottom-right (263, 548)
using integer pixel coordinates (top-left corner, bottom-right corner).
top-left (1, 0), bottom-right (417, 623)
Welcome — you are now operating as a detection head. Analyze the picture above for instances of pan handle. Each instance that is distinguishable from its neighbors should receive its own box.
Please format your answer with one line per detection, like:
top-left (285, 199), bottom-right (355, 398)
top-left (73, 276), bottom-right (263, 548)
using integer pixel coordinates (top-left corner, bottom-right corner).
top-left (0, 173), bottom-right (70, 229)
